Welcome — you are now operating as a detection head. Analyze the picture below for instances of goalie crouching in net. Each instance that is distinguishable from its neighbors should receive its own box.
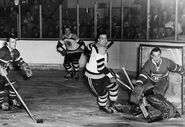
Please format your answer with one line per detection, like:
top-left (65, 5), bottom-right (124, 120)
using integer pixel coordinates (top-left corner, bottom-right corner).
top-left (0, 36), bottom-right (32, 111)
top-left (130, 47), bottom-right (183, 122)
top-left (84, 33), bottom-right (124, 113)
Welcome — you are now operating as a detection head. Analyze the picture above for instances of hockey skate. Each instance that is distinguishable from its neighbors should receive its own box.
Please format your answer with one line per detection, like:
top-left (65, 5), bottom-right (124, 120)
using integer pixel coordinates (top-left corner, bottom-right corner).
top-left (110, 103), bottom-right (125, 113)
top-left (74, 71), bottom-right (79, 80)
top-left (173, 111), bottom-right (181, 118)
top-left (64, 72), bottom-right (73, 80)
top-left (1, 102), bottom-right (10, 111)
top-left (146, 114), bottom-right (163, 123)
top-left (130, 104), bottom-right (142, 116)
top-left (99, 105), bottom-right (114, 114)
top-left (10, 99), bottom-right (21, 109)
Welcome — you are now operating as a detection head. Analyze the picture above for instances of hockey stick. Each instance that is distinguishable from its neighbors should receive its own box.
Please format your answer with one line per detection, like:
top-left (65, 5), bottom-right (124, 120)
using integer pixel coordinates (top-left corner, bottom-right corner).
top-left (121, 67), bottom-right (149, 118)
top-left (112, 71), bottom-right (133, 91)
top-left (122, 67), bottom-right (134, 90)
top-left (116, 78), bottom-right (133, 91)
top-left (4, 75), bottom-right (44, 123)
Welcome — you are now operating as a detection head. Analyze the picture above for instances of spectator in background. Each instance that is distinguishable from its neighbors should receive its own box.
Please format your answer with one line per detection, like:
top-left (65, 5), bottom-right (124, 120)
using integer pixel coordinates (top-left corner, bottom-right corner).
top-left (164, 14), bottom-right (182, 37)
top-left (9, 26), bottom-right (17, 38)
top-left (30, 0), bottom-right (39, 24)
top-left (21, 25), bottom-right (29, 38)
top-left (23, 11), bottom-right (34, 37)
top-left (150, 7), bottom-right (160, 39)
top-left (6, 0), bottom-right (17, 17)
top-left (20, 0), bottom-right (29, 16)
top-left (0, 6), bottom-right (6, 18)
top-left (43, 17), bottom-right (57, 38)
top-left (158, 9), bottom-right (170, 38)
top-left (180, 8), bottom-right (185, 35)
top-left (8, 9), bottom-right (18, 27)
top-left (31, 27), bottom-right (39, 38)
top-left (0, 24), bottom-right (9, 38)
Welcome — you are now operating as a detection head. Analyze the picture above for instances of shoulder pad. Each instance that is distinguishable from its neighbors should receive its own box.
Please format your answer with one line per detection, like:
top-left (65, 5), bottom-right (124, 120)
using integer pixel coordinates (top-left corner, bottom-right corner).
top-left (58, 40), bottom-right (64, 44)
top-left (0, 46), bottom-right (8, 58)
top-left (71, 34), bottom-right (79, 40)
top-left (97, 45), bottom-right (107, 55)
top-left (12, 49), bottom-right (20, 58)
top-left (61, 35), bottom-right (67, 40)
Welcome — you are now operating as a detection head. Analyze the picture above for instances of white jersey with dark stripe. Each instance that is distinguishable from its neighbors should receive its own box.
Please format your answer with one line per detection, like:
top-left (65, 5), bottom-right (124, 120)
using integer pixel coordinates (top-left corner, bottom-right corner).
top-left (85, 44), bottom-right (113, 79)
top-left (59, 33), bottom-right (83, 53)
top-left (136, 57), bottom-right (185, 85)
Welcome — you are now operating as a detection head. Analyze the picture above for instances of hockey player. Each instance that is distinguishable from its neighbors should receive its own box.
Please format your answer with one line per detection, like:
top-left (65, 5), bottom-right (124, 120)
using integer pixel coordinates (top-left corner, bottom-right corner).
top-left (56, 26), bottom-right (85, 80)
top-left (130, 47), bottom-right (182, 122)
top-left (0, 36), bottom-right (32, 111)
top-left (84, 33), bottom-right (123, 113)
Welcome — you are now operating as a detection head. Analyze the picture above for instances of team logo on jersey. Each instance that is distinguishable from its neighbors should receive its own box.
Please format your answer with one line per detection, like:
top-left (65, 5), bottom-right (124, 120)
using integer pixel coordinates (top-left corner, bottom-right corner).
top-left (150, 73), bottom-right (163, 82)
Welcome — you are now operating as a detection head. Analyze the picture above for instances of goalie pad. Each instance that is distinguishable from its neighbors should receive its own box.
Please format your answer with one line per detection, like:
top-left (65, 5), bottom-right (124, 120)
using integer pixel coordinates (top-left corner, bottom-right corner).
top-left (130, 85), bottom-right (144, 105)
top-left (147, 94), bottom-right (178, 119)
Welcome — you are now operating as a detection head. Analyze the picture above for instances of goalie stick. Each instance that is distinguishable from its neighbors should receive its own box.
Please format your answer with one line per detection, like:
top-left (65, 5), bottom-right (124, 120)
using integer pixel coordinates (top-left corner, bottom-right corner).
top-left (121, 67), bottom-right (149, 118)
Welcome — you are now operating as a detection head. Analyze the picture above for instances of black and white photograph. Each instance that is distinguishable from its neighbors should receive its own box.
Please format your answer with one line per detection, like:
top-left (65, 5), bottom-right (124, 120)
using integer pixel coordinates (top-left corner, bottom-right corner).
top-left (0, 0), bottom-right (185, 127)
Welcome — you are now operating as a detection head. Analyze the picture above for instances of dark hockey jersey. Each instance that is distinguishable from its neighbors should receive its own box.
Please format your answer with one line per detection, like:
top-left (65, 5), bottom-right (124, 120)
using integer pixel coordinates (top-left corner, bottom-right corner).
top-left (136, 57), bottom-right (185, 85)
top-left (0, 46), bottom-right (25, 69)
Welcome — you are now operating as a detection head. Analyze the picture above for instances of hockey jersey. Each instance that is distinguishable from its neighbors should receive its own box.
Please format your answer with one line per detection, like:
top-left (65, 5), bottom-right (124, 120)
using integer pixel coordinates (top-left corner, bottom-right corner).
top-left (0, 46), bottom-right (25, 70)
top-left (85, 44), bottom-right (113, 79)
top-left (136, 57), bottom-right (185, 85)
top-left (57, 33), bottom-right (84, 53)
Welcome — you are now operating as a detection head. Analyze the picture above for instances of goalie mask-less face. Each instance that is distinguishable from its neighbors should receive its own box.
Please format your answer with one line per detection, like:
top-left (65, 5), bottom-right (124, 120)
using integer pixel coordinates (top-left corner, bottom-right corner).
top-left (151, 51), bottom-right (162, 65)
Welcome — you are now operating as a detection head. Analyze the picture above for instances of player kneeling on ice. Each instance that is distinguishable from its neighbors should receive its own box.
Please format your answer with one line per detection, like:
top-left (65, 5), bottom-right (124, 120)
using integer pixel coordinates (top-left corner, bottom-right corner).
top-left (84, 33), bottom-right (124, 113)
top-left (0, 36), bottom-right (32, 111)
top-left (130, 47), bottom-right (183, 122)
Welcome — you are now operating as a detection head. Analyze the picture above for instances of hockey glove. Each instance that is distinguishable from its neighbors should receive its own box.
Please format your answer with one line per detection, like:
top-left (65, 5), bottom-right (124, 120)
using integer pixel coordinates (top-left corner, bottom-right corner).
top-left (109, 68), bottom-right (118, 79)
top-left (21, 63), bottom-right (32, 78)
top-left (110, 76), bottom-right (117, 84)
top-left (0, 66), bottom-right (7, 77)
top-left (60, 50), bottom-right (67, 56)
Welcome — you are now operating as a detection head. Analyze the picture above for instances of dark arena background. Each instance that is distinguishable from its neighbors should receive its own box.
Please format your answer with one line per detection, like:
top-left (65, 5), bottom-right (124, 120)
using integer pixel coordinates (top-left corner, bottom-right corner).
top-left (0, 0), bottom-right (185, 126)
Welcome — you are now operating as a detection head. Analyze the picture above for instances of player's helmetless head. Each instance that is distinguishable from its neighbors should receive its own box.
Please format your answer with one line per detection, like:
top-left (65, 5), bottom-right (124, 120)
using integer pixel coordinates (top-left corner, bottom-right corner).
top-left (150, 47), bottom-right (162, 64)
top-left (7, 37), bottom-right (17, 50)
top-left (98, 34), bottom-right (108, 46)
top-left (64, 27), bottom-right (71, 35)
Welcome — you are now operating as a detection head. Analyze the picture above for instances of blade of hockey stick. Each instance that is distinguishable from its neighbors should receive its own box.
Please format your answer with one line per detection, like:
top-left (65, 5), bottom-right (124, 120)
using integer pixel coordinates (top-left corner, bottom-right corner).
top-left (4, 75), bottom-right (44, 123)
